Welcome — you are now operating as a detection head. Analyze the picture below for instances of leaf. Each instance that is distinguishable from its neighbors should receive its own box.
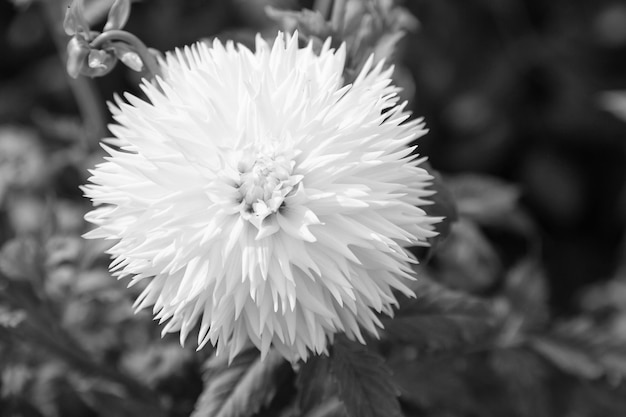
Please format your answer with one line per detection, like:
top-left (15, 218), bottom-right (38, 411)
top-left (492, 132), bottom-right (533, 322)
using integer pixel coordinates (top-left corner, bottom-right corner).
top-left (382, 276), bottom-right (499, 353)
top-left (75, 381), bottom-right (164, 417)
top-left (503, 258), bottom-right (550, 330)
top-left (433, 218), bottom-right (502, 292)
top-left (530, 319), bottom-right (626, 381)
top-left (296, 354), bottom-right (345, 417)
top-left (447, 174), bottom-right (520, 225)
top-left (489, 348), bottom-right (552, 417)
top-left (531, 335), bottom-right (604, 379)
top-left (329, 337), bottom-right (402, 417)
top-left (192, 348), bottom-right (289, 417)
top-left (420, 162), bottom-right (458, 258)
top-left (388, 353), bottom-right (477, 414)
top-left (0, 238), bottom-right (43, 283)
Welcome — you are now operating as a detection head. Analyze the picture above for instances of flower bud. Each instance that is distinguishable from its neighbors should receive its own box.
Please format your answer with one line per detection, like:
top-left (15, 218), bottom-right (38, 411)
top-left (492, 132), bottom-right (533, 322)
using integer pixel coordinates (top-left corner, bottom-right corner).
top-left (85, 49), bottom-right (117, 77)
top-left (112, 42), bottom-right (143, 72)
top-left (66, 36), bottom-right (90, 78)
top-left (63, 0), bottom-right (89, 37)
top-left (103, 0), bottom-right (131, 32)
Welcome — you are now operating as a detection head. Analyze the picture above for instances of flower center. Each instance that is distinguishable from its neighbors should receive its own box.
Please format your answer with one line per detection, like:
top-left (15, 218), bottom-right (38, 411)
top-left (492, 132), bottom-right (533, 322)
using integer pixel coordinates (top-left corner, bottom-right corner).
top-left (237, 152), bottom-right (301, 222)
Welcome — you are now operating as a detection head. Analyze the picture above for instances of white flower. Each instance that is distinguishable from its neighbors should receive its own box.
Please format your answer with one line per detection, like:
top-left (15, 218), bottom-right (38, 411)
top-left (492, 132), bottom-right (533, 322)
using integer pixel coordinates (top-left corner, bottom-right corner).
top-left (83, 31), bottom-right (439, 362)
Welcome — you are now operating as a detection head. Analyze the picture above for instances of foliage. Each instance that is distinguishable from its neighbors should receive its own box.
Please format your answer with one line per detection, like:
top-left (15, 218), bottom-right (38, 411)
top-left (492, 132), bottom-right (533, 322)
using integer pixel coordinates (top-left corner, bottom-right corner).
top-left (1, 0), bottom-right (626, 416)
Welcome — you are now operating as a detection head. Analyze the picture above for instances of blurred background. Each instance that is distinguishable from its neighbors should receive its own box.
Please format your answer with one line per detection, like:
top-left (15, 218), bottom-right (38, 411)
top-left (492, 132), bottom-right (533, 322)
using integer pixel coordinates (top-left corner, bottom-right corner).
top-left (1, 0), bottom-right (626, 416)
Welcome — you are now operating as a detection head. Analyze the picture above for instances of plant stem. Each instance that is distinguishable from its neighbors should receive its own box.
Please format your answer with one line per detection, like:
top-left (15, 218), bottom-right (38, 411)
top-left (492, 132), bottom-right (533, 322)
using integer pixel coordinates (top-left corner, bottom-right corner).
top-left (40, 0), bottom-right (107, 151)
top-left (313, 0), bottom-right (333, 20)
top-left (331, 0), bottom-right (346, 32)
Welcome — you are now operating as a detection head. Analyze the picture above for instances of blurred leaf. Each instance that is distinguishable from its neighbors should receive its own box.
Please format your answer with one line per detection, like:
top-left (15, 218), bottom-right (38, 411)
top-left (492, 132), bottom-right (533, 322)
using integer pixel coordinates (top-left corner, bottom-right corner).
top-left (489, 348), bottom-right (552, 417)
top-left (329, 337), bottom-right (401, 417)
top-left (0, 238), bottom-right (43, 283)
top-left (75, 378), bottom-right (164, 417)
top-left (447, 174), bottom-right (520, 225)
top-left (503, 258), bottom-right (550, 330)
top-left (192, 348), bottom-right (288, 417)
top-left (531, 335), bottom-right (604, 379)
top-left (122, 343), bottom-right (193, 387)
top-left (296, 353), bottom-right (345, 417)
top-left (599, 90), bottom-right (626, 122)
top-left (382, 276), bottom-right (499, 352)
top-left (421, 162), bottom-right (457, 258)
top-left (434, 218), bottom-right (501, 292)
top-left (0, 306), bottom-right (27, 329)
top-left (531, 319), bottom-right (626, 381)
top-left (388, 353), bottom-right (477, 414)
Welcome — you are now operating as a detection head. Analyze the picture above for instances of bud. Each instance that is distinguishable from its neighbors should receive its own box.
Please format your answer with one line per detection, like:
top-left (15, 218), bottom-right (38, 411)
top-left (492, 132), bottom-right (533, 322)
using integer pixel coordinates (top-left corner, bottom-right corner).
top-left (63, 0), bottom-right (89, 37)
top-left (66, 36), bottom-right (90, 78)
top-left (103, 0), bottom-right (131, 32)
top-left (85, 49), bottom-right (117, 77)
top-left (113, 42), bottom-right (143, 72)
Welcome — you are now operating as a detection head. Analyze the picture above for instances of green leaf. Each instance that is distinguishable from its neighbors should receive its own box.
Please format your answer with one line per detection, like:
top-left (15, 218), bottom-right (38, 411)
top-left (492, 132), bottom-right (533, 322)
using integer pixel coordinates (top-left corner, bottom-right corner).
top-left (382, 277), bottom-right (499, 353)
top-left (192, 348), bottom-right (289, 417)
top-left (329, 337), bottom-right (402, 417)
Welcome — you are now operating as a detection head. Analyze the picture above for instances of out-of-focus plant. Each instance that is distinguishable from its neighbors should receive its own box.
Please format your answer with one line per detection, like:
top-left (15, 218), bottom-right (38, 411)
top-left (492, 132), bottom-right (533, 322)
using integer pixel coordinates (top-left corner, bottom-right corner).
top-left (2, 0), bottom-right (626, 416)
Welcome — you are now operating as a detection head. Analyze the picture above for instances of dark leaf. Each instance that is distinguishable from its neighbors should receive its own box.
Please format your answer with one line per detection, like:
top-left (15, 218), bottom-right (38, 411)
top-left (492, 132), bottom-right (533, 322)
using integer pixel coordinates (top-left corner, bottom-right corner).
top-left (75, 378), bottom-right (165, 417)
top-left (383, 276), bottom-right (499, 352)
top-left (296, 353), bottom-right (345, 417)
top-left (0, 238), bottom-right (43, 283)
top-left (503, 258), bottom-right (550, 330)
top-left (447, 174), bottom-right (520, 225)
top-left (192, 348), bottom-right (289, 417)
top-left (489, 348), bottom-right (552, 417)
top-left (433, 218), bottom-right (502, 292)
top-left (530, 319), bottom-right (626, 381)
top-left (531, 335), bottom-right (604, 379)
top-left (421, 162), bottom-right (458, 256)
top-left (329, 337), bottom-right (402, 417)
top-left (388, 353), bottom-right (477, 414)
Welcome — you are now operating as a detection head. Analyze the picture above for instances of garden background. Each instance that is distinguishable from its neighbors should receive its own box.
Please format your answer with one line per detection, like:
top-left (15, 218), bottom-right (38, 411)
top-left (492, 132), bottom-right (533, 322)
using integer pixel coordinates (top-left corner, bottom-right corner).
top-left (1, 0), bottom-right (626, 416)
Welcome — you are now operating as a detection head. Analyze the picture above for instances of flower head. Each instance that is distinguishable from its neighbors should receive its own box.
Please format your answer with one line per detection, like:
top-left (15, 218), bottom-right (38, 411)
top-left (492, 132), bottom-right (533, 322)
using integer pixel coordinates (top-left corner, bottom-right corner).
top-left (83, 31), bottom-right (438, 362)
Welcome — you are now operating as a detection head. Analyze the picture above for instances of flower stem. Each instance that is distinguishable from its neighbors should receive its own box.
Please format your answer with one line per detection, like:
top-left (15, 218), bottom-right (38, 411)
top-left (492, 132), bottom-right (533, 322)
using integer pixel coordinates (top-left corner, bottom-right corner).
top-left (40, 0), bottom-right (106, 151)
top-left (331, 0), bottom-right (346, 32)
top-left (90, 30), bottom-right (161, 80)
